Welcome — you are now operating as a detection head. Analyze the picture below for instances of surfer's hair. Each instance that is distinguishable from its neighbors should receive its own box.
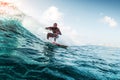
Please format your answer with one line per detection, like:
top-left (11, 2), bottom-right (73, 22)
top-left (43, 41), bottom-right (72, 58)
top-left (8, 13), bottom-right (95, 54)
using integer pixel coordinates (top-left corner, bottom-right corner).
top-left (54, 23), bottom-right (57, 26)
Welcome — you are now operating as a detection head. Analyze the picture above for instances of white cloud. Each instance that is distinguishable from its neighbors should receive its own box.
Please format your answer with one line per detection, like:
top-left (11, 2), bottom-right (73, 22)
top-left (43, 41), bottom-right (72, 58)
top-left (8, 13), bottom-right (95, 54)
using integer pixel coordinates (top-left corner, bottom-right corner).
top-left (101, 16), bottom-right (117, 27)
top-left (58, 25), bottom-right (84, 45)
top-left (41, 6), bottom-right (63, 24)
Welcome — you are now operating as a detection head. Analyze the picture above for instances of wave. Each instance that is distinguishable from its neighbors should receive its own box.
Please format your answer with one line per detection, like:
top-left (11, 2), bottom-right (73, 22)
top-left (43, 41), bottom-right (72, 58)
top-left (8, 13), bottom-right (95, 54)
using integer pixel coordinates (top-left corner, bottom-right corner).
top-left (0, 17), bottom-right (120, 80)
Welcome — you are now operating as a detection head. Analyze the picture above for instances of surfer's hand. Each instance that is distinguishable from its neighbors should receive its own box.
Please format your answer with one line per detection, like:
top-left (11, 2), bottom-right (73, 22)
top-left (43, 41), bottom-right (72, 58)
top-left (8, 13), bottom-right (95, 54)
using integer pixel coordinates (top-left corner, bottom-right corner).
top-left (59, 32), bottom-right (62, 35)
top-left (45, 27), bottom-right (48, 29)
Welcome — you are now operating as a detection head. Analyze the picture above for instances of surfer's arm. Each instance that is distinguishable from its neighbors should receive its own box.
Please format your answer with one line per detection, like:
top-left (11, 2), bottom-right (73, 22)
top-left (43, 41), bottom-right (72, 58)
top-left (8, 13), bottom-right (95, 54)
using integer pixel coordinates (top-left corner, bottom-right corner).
top-left (59, 31), bottom-right (62, 35)
top-left (58, 29), bottom-right (62, 35)
top-left (45, 27), bottom-right (53, 30)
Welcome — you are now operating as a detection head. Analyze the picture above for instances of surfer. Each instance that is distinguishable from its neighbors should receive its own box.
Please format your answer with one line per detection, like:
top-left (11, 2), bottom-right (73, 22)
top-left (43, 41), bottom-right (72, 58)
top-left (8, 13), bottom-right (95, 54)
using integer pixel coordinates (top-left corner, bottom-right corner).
top-left (45, 23), bottom-right (62, 42)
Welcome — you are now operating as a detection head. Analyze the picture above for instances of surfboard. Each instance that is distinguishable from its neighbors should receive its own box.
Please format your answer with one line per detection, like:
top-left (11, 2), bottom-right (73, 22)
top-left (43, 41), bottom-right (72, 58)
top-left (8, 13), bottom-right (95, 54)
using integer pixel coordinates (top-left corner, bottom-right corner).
top-left (52, 42), bottom-right (68, 48)
top-left (45, 42), bottom-right (68, 49)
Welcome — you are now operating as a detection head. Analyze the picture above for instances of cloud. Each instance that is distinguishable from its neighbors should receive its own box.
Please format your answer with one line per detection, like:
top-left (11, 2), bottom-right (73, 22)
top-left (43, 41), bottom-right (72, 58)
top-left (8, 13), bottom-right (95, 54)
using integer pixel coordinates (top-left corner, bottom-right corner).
top-left (101, 16), bottom-right (117, 27)
top-left (41, 6), bottom-right (63, 23)
top-left (58, 25), bottom-right (84, 45)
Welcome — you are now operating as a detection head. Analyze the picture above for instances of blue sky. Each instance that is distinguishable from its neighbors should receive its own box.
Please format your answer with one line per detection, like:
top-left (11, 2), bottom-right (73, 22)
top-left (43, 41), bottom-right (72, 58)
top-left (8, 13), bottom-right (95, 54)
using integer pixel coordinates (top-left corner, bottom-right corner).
top-left (14, 0), bottom-right (120, 47)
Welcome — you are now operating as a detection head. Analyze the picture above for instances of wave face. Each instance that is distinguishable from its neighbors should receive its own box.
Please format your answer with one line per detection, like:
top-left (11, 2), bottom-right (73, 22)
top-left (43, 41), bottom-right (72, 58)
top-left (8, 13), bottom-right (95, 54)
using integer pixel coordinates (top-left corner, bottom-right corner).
top-left (0, 18), bottom-right (120, 80)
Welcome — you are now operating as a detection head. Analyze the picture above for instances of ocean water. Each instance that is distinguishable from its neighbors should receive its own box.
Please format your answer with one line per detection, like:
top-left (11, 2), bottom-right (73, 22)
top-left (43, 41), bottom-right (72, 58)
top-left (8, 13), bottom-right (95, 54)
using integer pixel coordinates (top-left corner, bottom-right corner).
top-left (0, 18), bottom-right (120, 80)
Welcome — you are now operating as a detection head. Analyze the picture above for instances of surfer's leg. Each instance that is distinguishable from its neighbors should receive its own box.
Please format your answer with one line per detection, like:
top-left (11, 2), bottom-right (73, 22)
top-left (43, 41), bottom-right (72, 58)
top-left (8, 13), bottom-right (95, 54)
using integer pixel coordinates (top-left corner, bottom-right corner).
top-left (53, 34), bottom-right (58, 42)
top-left (47, 33), bottom-right (49, 39)
top-left (47, 33), bottom-right (54, 39)
top-left (47, 33), bottom-right (52, 39)
top-left (54, 37), bottom-right (56, 42)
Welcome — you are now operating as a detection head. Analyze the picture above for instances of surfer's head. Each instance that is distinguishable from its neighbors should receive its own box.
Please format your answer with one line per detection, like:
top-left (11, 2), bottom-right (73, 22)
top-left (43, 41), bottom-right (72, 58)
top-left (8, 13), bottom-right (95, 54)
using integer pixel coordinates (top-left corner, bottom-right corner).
top-left (53, 23), bottom-right (57, 27)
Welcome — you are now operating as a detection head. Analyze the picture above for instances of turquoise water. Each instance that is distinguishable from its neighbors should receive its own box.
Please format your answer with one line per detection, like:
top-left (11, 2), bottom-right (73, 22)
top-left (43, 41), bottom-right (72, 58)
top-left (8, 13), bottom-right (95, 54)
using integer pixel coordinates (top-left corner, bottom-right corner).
top-left (0, 18), bottom-right (120, 80)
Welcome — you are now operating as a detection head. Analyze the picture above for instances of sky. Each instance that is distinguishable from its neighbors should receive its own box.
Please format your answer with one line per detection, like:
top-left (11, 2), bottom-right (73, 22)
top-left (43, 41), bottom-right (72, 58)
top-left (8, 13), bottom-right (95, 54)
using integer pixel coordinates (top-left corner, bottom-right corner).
top-left (2, 0), bottom-right (120, 47)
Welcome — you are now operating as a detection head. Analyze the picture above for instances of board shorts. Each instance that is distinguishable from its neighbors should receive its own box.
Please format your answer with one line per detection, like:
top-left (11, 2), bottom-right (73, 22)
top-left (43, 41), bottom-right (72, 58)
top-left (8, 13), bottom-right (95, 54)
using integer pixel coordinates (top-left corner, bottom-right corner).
top-left (48, 33), bottom-right (59, 38)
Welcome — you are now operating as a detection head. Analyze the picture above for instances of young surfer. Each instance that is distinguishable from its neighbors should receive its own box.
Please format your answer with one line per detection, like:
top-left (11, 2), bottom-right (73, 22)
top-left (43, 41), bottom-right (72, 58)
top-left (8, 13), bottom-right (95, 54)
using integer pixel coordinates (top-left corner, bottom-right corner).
top-left (45, 23), bottom-right (62, 43)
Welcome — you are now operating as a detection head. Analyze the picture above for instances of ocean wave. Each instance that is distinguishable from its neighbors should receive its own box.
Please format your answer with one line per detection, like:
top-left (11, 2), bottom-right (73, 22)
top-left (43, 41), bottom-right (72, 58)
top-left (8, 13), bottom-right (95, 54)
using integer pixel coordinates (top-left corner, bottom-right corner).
top-left (0, 17), bottom-right (120, 80)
